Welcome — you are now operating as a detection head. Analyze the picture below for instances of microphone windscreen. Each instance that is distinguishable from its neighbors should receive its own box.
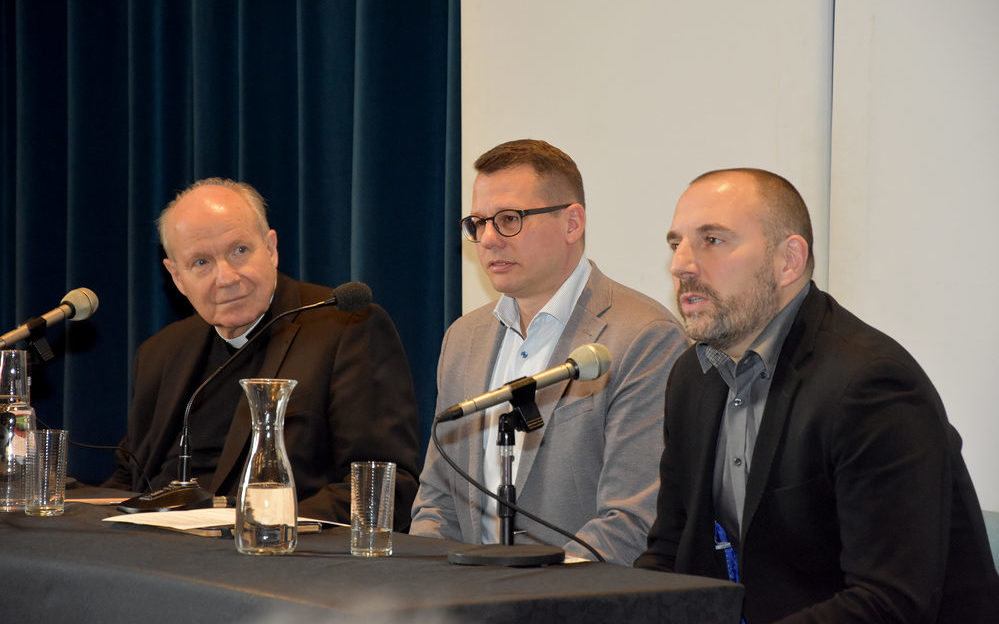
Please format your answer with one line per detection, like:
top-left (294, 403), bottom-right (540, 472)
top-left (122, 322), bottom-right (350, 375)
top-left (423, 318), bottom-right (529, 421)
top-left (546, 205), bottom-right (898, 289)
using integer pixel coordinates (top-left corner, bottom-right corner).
top-left (62, 288), bottom-right (99, 320)
top-left (568, 343), bottom-right (612, 381)
top-left (332, 282), bottom-right (372, 312)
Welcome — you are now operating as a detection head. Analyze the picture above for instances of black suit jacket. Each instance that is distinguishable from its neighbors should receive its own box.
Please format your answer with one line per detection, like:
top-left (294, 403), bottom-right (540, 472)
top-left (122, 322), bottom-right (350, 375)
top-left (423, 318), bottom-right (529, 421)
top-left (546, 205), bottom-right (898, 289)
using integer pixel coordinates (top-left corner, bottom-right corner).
top-left (636, 284), bottom-right (998, 623)
top-left (105, 273), bottom-right (421, 529)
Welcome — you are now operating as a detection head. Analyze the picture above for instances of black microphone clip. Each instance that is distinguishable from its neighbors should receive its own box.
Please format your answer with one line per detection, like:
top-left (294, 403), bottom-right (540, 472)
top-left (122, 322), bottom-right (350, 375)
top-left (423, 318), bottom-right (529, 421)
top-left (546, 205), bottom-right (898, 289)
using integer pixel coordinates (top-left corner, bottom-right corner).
top-left (504, 377), bottom-right (544, 433)
top-left (25, 317), bottom-right (55, 363)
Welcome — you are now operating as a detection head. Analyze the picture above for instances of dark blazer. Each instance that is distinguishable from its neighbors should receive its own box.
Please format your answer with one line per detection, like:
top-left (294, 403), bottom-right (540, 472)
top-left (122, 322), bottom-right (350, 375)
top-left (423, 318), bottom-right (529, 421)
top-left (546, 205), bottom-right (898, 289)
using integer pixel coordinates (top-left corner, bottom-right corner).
top-left (635, 284), bottom-right (998, 623)
top-left (105, 273), bottom-right (421, 529)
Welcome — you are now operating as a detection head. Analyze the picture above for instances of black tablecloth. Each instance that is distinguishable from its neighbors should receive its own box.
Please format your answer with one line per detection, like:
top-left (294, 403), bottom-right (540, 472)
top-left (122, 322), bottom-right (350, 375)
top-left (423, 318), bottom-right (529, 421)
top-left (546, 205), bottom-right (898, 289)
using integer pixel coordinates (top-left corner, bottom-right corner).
top-left (0, 494), bottom-right (742, 623)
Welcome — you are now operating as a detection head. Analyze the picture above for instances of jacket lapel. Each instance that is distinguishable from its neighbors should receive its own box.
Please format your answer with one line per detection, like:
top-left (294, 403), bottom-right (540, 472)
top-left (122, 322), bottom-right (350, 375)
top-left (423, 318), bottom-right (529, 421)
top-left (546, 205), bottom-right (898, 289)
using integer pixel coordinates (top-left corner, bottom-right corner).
top-left (692, 367), bottom-right (732, 576)
top-left (740, 285), bottom-right (823, 544)
top-left (515, 264), bottom-right (609, 493)
top-left (141, 325), bottom-right (214, 486)
top-left (463, 317), bottom-right (505, 543)
top-left (209, 274), bottom-right (302, 494)
top-left (694, 367), bottom-right (729, 503)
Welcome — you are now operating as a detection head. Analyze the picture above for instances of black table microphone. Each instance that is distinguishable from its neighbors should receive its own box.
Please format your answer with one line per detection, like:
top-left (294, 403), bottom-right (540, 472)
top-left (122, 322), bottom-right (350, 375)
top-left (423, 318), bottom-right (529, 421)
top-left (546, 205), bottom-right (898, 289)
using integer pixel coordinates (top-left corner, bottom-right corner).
top-left (117, 281), bottom-right (372, 513)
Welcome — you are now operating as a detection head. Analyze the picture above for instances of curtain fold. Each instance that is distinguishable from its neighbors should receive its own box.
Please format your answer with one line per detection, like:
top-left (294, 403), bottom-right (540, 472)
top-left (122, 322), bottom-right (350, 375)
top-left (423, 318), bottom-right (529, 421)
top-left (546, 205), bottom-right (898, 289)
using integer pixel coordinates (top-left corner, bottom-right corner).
top-left (1, 0), bottom-right (461, 485)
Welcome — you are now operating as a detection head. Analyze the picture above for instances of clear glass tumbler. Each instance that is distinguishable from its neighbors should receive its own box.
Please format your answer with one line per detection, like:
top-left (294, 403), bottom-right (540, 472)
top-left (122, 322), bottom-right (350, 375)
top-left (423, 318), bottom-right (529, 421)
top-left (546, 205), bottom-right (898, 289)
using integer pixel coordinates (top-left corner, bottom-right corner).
top-left (350, 460), bottom-right (396, 557)
top-left (25, 428), bottom-right (68, 516)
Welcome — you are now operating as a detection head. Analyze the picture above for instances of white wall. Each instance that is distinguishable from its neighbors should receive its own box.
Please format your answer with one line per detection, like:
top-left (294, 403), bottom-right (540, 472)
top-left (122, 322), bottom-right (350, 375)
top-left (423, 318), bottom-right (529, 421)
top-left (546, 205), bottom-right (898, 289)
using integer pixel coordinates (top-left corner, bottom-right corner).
top-left (461, 0), bottom-right (833, 311)
top-left (829, 1), bottom-right (999, 509)
top-left (461, 0), bottom-right (998, 509)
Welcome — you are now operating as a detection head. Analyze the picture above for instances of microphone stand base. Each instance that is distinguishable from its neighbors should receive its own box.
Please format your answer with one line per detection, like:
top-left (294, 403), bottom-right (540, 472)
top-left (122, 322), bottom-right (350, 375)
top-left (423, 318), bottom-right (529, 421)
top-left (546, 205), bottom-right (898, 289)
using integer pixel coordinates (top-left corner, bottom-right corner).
top-left (447, 544), bottom-right (565, 567)
top-left (116, 480), bottom-right (215, 514)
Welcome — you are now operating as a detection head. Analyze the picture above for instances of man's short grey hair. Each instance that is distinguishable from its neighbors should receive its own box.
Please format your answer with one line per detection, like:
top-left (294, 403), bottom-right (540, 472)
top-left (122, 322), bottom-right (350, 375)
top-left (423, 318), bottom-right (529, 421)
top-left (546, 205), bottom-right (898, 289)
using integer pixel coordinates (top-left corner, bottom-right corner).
top-left (157, 178), bottom-right (269, 256)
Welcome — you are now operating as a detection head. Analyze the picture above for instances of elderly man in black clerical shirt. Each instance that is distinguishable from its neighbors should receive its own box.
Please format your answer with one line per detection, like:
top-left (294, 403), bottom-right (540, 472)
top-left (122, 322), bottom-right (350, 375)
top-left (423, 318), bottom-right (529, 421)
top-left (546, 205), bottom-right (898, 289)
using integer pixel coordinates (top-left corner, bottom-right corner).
top-left (105, 178), bottom-right (421, 528)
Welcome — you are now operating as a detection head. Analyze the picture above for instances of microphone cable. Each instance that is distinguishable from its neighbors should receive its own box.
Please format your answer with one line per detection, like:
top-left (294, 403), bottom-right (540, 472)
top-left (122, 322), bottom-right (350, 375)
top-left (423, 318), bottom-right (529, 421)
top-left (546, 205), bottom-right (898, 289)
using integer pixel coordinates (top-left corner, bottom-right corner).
top-left (32, 412), bottom-right (153, 494)
top-left (431, 415), bottom-right (606, 563)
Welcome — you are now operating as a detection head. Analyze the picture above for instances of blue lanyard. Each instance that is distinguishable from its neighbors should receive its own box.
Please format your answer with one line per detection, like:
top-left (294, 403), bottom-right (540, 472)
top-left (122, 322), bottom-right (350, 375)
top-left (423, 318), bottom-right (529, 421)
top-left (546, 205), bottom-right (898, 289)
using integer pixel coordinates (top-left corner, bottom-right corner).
top-left (715, 521), bottom-right (746, 623)
top-left (714, 521), bottom-right (740, 583)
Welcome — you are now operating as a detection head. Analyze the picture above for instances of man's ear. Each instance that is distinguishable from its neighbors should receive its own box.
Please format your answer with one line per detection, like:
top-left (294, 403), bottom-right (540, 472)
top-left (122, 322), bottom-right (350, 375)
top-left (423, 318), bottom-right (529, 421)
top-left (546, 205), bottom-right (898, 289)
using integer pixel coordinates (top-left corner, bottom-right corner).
top-left (266, 229), bottom-right (279, 268)
top-left (565, 203), bottom-right (585, 244)
top-left (777, 234), bottom-right (808, 286)
top-left (163, 257), bottom-right (187, 297)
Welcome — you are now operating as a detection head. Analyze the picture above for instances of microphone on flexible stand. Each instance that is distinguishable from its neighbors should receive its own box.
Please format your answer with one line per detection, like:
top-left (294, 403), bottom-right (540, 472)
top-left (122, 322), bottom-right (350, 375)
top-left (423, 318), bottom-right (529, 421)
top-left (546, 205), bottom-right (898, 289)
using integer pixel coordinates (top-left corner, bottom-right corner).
top-left (0, 287), bottom-right (100, 348)
top-left (432, 343), bottom-right (613, 567)
top-left (437, 343), bottom-right (612, 423)
top-left (0, 288), bottom-right (100, 362)
top-left (116, 281), bottom-right (373, 514)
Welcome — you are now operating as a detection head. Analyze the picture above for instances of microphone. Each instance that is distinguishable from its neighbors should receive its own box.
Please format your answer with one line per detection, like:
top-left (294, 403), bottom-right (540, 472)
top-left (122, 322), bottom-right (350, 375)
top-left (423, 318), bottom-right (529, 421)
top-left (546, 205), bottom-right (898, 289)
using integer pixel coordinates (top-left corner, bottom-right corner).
top-left (117, 281), bottom-right (372, 513)
top-left (431, 343), bottom-right (613, 566)
top-left (437, 343), bottom-right (611, 423)
top-left (323, 281), bottom-right (373, 313)
top-left (0, 288), bottom-right (100, 348)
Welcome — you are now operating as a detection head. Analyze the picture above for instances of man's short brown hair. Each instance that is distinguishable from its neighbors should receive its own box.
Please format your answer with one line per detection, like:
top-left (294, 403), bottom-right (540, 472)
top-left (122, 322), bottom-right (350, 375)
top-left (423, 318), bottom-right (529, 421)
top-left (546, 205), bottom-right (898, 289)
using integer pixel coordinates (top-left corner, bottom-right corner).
top-left (474, 139), bottom-right (585, 206)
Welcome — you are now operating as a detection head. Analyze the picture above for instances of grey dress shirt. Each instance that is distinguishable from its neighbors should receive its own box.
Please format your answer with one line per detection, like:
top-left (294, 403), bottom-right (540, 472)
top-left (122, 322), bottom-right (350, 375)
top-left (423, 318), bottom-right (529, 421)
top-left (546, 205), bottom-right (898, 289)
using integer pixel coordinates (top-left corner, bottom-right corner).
top-left (696, 284), bottom-right (810, 546)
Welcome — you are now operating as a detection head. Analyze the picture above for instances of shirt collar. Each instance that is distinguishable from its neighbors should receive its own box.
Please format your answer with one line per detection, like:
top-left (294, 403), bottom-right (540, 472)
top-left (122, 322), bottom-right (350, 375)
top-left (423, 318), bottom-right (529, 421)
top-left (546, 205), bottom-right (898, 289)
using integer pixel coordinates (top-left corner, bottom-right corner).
top-left (215, 288), bottom-right (276, 349)
top-left (493, 254), bottom-right (591, 335)
top-left (696, 282), bottom-right (811, 376)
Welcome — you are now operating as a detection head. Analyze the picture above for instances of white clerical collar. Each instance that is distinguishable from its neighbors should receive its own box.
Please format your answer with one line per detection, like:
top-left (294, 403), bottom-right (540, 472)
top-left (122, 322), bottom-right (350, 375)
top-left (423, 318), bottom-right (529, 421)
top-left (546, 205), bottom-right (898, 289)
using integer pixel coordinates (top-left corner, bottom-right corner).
top-left (217, 313), bottom-right (265, 349)
top-left (215, 288), bottom-right (276, 349)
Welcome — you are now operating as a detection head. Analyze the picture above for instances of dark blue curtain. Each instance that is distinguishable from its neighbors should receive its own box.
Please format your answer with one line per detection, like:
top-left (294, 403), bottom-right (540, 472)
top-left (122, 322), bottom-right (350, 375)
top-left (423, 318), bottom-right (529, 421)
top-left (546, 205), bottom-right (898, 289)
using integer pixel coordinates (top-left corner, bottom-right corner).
top-left (0, 0), bottom-right (462, 485)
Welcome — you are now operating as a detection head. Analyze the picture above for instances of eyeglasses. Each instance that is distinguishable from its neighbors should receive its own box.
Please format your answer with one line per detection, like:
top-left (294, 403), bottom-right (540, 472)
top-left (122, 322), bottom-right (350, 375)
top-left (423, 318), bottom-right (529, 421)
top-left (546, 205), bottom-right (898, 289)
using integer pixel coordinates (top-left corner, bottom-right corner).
top-left (459, 204), bottom-right (571, 242)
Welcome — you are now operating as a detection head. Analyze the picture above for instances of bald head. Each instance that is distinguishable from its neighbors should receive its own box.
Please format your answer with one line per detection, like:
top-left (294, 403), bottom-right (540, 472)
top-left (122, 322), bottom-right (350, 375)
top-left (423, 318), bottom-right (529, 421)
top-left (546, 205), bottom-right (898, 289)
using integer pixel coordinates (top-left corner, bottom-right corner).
top-left (158, 178), bottom-right (279, 339)
top-left (159, 178), bottom-right (269, 258)
top-left (690, 168), bottom-right (814, 277)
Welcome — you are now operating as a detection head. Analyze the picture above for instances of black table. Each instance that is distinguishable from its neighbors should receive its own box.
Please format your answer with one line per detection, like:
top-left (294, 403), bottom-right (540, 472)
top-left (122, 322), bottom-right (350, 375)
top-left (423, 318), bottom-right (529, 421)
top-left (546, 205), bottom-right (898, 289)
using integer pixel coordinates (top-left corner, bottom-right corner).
top-left (1, 496), bottom-right (743, 623)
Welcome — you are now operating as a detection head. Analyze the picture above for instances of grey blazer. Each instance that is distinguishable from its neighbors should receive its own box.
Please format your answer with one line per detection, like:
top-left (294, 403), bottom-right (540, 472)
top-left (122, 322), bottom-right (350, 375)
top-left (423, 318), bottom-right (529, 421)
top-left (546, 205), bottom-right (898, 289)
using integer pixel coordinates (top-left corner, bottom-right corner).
top-left (410, 263), bottom-right (688, 565)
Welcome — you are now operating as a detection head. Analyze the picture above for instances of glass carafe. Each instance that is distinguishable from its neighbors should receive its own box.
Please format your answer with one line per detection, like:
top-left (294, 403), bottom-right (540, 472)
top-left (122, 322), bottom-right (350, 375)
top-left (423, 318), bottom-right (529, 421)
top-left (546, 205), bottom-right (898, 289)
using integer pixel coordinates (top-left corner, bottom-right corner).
top-left (1, 350), bottom-right (32, 512)
top-left (234, 378), bottom-right (298, 555)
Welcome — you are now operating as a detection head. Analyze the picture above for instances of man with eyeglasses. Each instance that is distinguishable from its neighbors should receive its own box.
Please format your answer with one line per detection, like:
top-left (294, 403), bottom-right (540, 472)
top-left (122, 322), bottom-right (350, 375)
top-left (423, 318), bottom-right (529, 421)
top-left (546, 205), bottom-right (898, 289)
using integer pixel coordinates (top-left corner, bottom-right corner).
top-left (410, 139), bottom-right (688, 564)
